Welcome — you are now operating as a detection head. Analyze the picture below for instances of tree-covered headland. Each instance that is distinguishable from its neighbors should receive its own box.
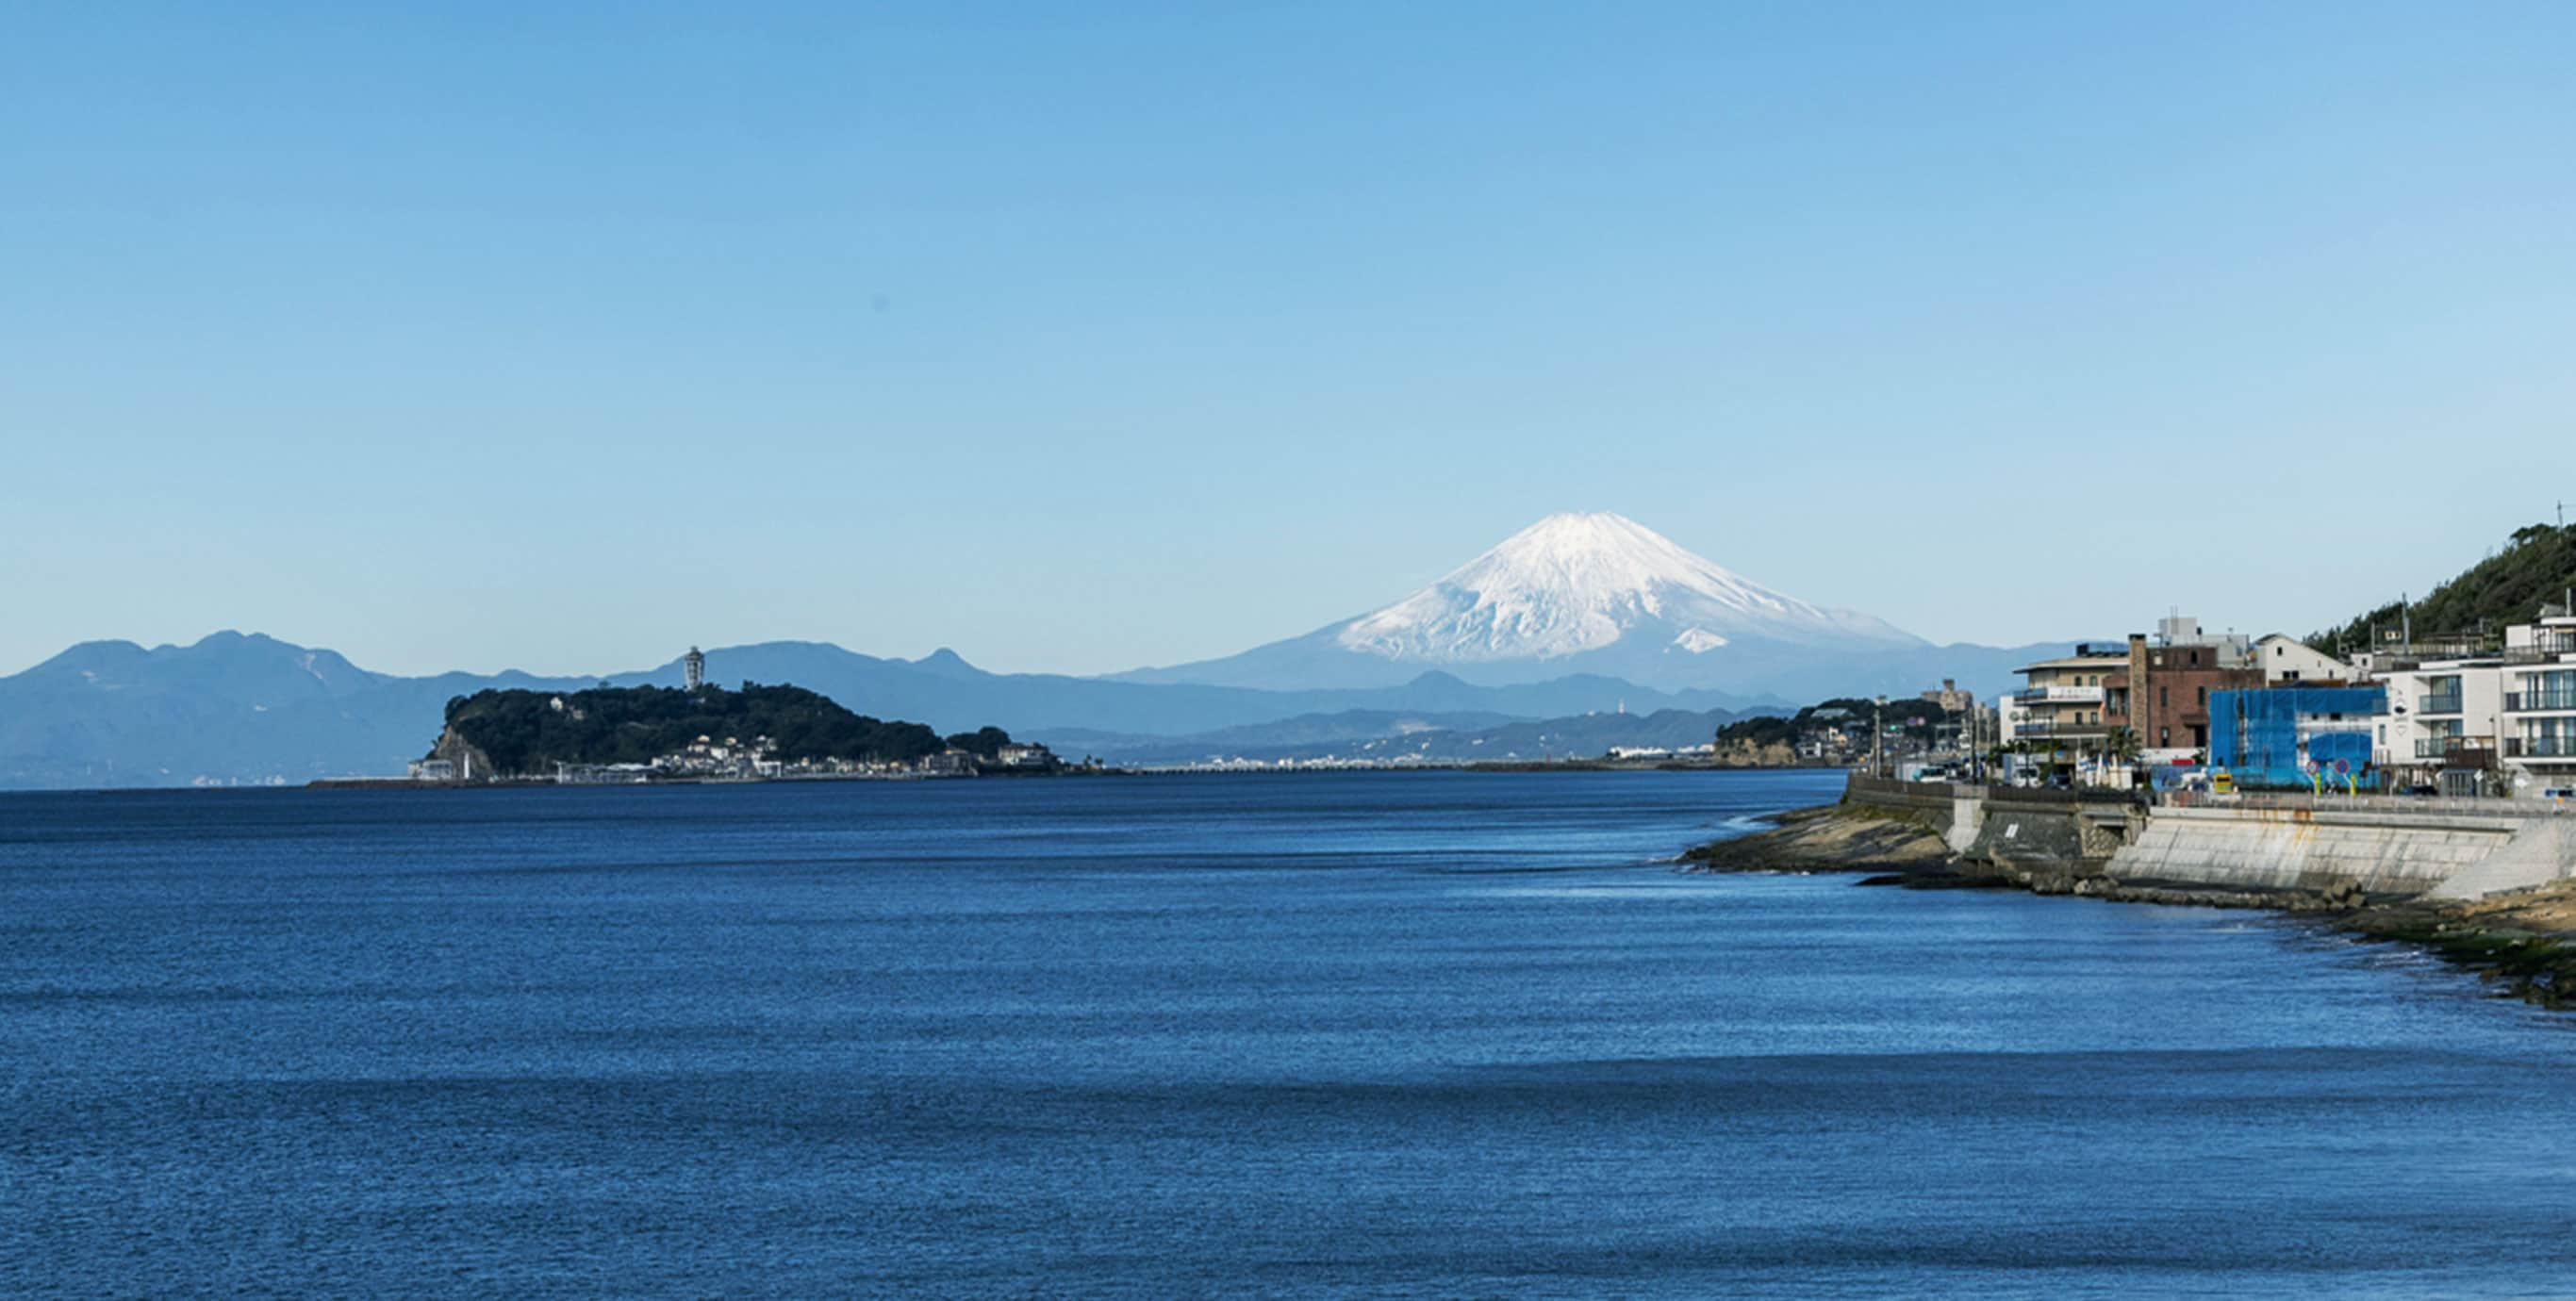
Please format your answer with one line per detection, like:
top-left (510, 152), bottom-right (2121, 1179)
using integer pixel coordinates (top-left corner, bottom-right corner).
top-left (435, 683), bottom-right (990, 774)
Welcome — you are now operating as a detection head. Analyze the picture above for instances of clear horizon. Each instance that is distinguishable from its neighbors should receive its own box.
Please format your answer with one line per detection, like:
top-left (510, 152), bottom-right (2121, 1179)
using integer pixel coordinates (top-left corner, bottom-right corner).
top-left (8, 4), bottom-right (2572, 679)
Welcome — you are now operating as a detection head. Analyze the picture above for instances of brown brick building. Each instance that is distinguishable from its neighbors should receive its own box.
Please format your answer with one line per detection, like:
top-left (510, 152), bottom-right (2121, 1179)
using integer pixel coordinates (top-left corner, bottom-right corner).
top-left (2110, 630), bottom-right (2263, 759)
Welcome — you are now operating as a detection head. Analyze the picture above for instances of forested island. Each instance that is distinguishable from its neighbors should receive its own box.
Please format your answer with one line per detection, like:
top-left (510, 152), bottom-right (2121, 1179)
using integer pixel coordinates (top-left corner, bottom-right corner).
top-left (418, 683), bottom-right (1055, 782)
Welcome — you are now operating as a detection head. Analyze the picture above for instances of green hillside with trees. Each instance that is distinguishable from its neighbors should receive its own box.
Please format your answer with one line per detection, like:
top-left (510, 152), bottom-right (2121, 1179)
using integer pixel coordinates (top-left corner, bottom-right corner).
top-left (2307, 522), bottom-right (2576, 656)
top-left (438, 683), bottom-right (978, 773)
top-left (1717, 696), bottom-right (1953, 749)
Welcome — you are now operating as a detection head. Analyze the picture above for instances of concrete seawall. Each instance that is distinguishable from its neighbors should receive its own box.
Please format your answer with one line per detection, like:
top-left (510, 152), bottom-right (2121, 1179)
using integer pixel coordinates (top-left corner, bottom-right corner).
top-left (2114, 806), bottom-right (2514, 895)
top-left (1841, 776), bottom-right (2576, 900)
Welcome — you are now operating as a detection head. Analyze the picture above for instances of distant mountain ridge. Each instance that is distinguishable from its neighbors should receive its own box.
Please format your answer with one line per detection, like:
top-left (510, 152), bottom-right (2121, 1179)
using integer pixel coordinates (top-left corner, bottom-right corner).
top-left (0, 512), bottom-right (2080, 790)
top-left (0, 632), bottom-right (1775, 789)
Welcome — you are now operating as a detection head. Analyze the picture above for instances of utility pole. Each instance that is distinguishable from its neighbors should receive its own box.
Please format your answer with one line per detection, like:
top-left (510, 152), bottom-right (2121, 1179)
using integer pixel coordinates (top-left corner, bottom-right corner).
top-left (1970, 699), bottom-right (1983, 785)
top-left (1874, 694), bottom-right (1888, 780)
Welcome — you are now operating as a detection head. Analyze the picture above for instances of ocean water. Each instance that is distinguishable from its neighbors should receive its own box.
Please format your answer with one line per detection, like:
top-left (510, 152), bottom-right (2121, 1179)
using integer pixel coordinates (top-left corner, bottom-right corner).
top-left (6, 769), bottom-right (2576, 1297)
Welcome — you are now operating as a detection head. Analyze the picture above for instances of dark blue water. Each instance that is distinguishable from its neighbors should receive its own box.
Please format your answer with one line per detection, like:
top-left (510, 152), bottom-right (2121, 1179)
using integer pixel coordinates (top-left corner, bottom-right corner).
top-left (6, 771), bottom-right (2576, 1296)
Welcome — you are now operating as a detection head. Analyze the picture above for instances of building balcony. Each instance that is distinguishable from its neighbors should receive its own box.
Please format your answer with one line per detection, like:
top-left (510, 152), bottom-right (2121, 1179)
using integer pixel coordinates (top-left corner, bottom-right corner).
top-left (2505, 689), bottom-right (2576, 713)
top-left (2418, 694), bottom-right (2464, 716)
top-left (2015, 685), bottom-right (2105, 705)
top-left (2012, 723), bottom-right (2109, 741)
top-left (2506, 737), bottom-right (2576, 759)
top-left (2415, 736), bottom-right (2491, 760)
top-left (2505, 630), bottom-right (2576, 662)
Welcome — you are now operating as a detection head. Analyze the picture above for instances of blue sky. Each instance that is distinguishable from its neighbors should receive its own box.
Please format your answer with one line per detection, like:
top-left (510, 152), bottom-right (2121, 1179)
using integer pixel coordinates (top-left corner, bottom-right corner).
top-left (6, 2), bottom-right (2571, 677)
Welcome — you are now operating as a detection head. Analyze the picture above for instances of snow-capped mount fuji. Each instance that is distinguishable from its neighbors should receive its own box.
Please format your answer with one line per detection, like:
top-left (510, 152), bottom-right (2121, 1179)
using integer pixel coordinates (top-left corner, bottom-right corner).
top-left (1333, 512), bottom-right (1917, 664)
top-left (1114, 512), bottom-right (2035, 699)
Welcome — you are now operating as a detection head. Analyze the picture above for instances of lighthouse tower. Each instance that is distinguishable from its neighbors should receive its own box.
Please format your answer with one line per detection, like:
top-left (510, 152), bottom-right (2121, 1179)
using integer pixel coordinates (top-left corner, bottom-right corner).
top-left (684, 647), bottom-right (705, 692)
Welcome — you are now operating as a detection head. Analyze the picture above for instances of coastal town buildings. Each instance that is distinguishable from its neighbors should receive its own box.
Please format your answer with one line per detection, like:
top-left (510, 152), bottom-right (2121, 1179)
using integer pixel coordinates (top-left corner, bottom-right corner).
top-left (648, 733), bottom-right (778, 780)
top-left (2119, 618), bottom-right (2264, 766)
top-left (2010, 615), bottom-right (2297, 782)
top-left (2375, 655), bottom-right (2506, 791)
top-left (1797, 707), bottom-right (1868, 762)
top-left (2369, 616), bottom-right (2576, 794)
top-left (2007, 645), bottom-right (2130, 774)
top-left (2504, 618), bottom-right (2576, 791)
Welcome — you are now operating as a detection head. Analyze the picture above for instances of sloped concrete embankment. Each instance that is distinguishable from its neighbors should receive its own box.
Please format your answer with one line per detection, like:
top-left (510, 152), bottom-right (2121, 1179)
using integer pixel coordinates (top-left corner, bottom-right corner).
top-left (2108, 805), bottom-right (2576, 899)
top-left (2429, 818), bottom-right (2576, 900)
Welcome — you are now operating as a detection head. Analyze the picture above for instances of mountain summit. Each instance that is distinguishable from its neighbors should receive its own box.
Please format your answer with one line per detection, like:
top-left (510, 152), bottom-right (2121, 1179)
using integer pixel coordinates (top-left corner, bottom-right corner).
top-left (1335, 512), bottom-right (1916, 664)
top-left (1113, 512), bottom-right (1973, 696)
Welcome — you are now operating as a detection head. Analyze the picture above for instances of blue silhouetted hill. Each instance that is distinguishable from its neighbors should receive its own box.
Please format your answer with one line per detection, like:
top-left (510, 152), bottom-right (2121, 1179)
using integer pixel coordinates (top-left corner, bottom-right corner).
top-left (0, 634), bottom-right (1787, 789)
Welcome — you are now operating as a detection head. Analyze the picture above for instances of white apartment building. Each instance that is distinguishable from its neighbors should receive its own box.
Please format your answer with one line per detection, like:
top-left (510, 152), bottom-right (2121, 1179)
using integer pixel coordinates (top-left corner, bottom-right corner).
top-left (2371, 616), bottom-right (2576, 795)
top-left (2502, 618), bottom-right (2576, 779)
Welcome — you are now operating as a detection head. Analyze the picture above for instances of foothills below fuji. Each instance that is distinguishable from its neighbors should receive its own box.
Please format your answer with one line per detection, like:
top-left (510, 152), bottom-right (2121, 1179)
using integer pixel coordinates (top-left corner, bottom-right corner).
top-left (0, 513), bottom-right (2072, 788)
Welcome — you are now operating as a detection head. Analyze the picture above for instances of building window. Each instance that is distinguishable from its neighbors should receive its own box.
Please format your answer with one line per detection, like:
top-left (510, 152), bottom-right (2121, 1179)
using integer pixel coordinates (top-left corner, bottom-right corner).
top-left (2196, 686), bottom-right (2207, 706)
top-left (2159, 686), bottom-right (2169, 708)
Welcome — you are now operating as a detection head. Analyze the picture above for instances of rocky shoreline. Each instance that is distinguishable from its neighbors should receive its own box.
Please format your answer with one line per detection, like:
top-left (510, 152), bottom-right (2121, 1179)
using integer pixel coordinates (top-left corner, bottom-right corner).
top-left (1686, 802), bottom-right (2576, 1011)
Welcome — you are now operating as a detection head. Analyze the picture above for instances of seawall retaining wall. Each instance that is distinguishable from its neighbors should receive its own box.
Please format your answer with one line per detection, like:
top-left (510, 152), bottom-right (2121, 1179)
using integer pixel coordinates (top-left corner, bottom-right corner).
top-left (2113, 806), bottom-right (2516, 895)
top-left (1840, 775), bottom-right (2576, 899)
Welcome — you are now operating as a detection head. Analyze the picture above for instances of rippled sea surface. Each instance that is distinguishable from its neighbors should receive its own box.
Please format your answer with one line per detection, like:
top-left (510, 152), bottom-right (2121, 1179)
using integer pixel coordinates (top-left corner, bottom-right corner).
top-left (7, 770), bottom-right (2576, 1297)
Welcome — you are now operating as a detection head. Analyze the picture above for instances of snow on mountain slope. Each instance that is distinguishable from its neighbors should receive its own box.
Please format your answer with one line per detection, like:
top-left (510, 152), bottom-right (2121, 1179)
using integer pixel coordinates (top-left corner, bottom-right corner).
top-left (1332, 512), bottom-right (1920, 663)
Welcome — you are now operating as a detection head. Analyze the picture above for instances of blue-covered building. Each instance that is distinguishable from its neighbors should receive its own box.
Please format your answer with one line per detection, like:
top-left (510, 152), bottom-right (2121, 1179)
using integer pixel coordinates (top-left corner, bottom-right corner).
top-left (2206, 686), bottom-right (2386, 790)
